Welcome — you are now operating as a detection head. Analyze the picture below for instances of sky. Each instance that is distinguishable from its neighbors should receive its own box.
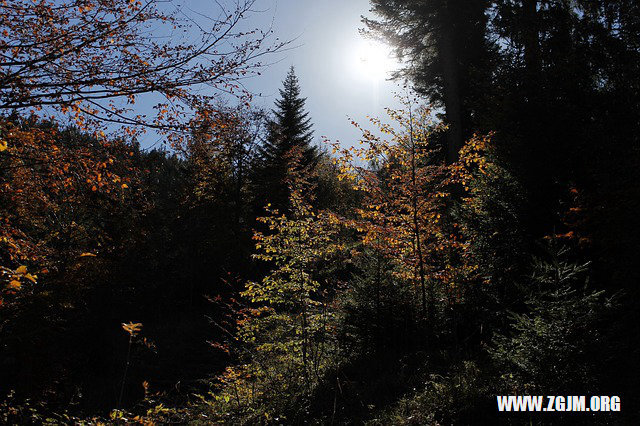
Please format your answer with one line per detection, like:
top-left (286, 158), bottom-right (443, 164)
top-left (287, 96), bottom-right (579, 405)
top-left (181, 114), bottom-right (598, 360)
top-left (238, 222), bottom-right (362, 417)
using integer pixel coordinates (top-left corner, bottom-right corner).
top-left (180, 0), bottom-right (404, 150)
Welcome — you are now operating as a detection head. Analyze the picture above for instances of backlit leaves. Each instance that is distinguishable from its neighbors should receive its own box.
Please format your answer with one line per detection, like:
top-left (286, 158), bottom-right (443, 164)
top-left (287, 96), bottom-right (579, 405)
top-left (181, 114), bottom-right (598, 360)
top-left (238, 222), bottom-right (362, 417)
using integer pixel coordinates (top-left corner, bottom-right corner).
top-left (1, 263), bottom-right (37, 304)
top-left (330, 98), bottom-right (496, 309)
top-left (0, 118), bottom-right (140, 311)
top-left (0, 0), bottom-right (286, 145)
top-left (122, 322), bottom-right (143, 337)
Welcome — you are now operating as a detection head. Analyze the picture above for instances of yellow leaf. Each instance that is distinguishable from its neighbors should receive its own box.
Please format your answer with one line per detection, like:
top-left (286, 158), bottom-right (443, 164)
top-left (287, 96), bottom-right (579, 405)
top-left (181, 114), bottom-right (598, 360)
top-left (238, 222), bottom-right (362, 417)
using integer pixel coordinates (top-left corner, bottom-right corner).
top-left (79, 252), bottom-right (97, 257)
top-left (0, 140), bottom-right (7, 152)
top-left (8, 280), bottom-right (21, 290)
top-left (121, 183), bottom-right (128, 189)
top-left (15, 265), bottom-right (27, 274)
top-left (122, 322), bottom-right (143, 336)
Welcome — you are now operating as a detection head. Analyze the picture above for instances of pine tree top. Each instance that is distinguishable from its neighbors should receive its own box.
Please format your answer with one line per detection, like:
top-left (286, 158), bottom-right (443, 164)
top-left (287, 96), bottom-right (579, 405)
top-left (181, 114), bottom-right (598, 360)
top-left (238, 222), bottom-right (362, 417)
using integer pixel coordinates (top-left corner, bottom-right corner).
top-left (254, 66), bottom-right (318, 214)
top-left (271, 66), bottom-right (314, 150)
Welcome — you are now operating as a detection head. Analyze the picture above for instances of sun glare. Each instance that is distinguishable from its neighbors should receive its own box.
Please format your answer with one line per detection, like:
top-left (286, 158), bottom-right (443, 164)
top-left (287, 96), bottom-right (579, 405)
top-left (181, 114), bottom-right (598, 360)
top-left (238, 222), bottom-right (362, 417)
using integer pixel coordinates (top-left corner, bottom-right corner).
top-left (353, 40), bottom-right (396, 82)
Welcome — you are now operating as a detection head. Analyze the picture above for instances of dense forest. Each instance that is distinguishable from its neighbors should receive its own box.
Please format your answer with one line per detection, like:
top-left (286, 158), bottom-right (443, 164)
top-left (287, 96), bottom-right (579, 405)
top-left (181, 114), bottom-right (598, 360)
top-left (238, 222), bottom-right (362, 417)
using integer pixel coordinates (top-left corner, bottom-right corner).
top-left (1, 0), bottom-right (639, 424)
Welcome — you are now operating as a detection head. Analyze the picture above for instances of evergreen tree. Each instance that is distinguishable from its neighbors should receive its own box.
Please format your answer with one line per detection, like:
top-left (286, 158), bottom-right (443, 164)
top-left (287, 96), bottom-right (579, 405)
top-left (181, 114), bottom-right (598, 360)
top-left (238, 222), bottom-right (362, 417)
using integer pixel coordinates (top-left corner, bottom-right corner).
top-left (254, 67), bottom-right (317, 213)
top-left (490, 240), bottom-right (612, 396)
top-left (364, 0), bottom-right (493, 163)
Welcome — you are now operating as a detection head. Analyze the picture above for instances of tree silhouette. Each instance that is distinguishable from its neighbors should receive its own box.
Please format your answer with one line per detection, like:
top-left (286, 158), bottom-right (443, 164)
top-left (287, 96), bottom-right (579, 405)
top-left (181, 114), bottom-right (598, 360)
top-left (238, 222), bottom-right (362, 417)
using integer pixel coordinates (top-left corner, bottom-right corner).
top-left (253, 67), bottom-right (317, 213)
top-left (364, 0), bottom-right (492, 163)
top-left (0, 0), bottom-right (283, 143)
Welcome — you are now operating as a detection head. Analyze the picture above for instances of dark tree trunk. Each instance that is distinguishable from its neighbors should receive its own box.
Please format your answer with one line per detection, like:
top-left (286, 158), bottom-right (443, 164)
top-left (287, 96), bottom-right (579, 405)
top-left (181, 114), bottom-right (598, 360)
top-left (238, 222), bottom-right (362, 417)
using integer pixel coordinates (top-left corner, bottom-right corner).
top-left (438, 19), bottom-right (464, 163)
top-left (523, 0), bottom-right (541, 97)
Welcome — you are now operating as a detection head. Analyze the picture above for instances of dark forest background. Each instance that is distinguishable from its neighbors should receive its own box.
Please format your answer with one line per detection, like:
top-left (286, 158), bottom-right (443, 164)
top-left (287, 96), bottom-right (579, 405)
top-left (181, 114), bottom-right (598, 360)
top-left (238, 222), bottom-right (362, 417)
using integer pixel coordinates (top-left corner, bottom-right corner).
top-left (1, 0), bottom-right (639, 424)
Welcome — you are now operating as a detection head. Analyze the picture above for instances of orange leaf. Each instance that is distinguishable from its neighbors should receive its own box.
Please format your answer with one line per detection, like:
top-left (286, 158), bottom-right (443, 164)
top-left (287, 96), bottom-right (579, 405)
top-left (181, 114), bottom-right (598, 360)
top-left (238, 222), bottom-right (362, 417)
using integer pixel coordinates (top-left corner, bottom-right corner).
top-left (122, 322), bottom-right (143, 337)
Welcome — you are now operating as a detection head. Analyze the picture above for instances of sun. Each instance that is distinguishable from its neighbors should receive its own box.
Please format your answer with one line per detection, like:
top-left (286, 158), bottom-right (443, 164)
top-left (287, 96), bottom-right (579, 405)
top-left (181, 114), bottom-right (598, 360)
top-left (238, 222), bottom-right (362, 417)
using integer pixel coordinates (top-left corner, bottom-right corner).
top-left (353, 40), bottom-right (396, 82)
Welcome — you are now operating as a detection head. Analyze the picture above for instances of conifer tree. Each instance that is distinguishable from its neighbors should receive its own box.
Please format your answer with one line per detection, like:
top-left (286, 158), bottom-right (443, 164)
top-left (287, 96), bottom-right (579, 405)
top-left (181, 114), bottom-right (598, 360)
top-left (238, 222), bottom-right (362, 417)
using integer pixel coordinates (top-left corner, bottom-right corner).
top-left (364, 0), bottom-right (492, 163)
top-left (490, 239), bottom-right (612, 396)
top-left (255, 67), bottom-right (317, 212)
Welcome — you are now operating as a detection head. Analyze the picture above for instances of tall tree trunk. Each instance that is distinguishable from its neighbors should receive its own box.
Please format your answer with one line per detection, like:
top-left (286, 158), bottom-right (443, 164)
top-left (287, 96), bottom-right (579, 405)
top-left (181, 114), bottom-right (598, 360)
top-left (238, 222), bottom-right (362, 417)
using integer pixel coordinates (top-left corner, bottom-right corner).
top-left (408, 107), bottom-right (431, 332)
top-left (523, 0), bottom-right (541, 97)
top-left (375, 249), bottom-right (381, 355)
top-left (438, 21), bottom-right (464, 164)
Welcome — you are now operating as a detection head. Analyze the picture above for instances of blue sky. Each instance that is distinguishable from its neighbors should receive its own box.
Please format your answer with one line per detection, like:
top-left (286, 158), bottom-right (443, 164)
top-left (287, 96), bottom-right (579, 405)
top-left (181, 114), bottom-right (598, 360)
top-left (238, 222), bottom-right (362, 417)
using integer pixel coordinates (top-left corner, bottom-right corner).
top-left (182, 0), bottom-right (404, 150)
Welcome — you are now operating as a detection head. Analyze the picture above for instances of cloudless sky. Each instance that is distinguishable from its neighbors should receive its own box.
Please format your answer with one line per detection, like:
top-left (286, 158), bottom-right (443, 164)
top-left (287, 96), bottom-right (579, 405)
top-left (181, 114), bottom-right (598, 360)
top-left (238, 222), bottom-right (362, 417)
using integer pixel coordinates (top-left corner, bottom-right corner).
top-left (187, 0), bottom-right (404, 150)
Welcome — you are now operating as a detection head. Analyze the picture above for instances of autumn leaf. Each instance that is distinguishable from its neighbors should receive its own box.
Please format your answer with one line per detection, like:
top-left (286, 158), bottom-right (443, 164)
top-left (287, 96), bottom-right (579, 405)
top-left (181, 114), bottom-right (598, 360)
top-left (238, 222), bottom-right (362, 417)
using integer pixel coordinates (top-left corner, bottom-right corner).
top-left (7, 280), bottom-right (21, 290)
top-left (122, 322), bottom-right (143, 337)
top-left (0, 140), bottom-right (7, 152)
top-left (79, 252), bottom-right (97, 257)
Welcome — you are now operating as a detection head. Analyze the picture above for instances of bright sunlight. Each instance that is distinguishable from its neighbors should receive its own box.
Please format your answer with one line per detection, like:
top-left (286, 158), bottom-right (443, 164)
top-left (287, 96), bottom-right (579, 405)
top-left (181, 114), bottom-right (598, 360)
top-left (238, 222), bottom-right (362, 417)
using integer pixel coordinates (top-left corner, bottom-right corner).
top-left (353, 39), bottom-right (397, 81)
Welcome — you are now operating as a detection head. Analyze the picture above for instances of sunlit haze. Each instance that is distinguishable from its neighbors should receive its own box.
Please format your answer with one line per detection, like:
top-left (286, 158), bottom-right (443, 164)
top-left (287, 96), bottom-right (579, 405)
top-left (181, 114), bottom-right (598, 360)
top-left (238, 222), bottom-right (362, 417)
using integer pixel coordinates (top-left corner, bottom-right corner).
top-left (353, 40), bottom-right (397, 82)
top-left (187, 0), bottom-right (404, 150)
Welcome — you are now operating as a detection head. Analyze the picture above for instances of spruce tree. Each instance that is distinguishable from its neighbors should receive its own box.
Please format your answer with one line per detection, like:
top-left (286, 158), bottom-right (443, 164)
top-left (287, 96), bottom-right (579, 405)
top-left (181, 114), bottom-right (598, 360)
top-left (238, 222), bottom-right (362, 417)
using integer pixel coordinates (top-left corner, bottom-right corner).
top-left (254, 66), bottom-right (317, 213)
top-left (364, 0), bottom-right (492, 163)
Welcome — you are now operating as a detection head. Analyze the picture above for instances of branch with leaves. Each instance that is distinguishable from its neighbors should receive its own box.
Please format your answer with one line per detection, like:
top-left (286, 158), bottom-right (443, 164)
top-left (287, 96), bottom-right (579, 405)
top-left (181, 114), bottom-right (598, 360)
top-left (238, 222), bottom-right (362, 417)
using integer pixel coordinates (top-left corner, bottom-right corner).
top-left (0, 0), bottom-right (286, 142)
